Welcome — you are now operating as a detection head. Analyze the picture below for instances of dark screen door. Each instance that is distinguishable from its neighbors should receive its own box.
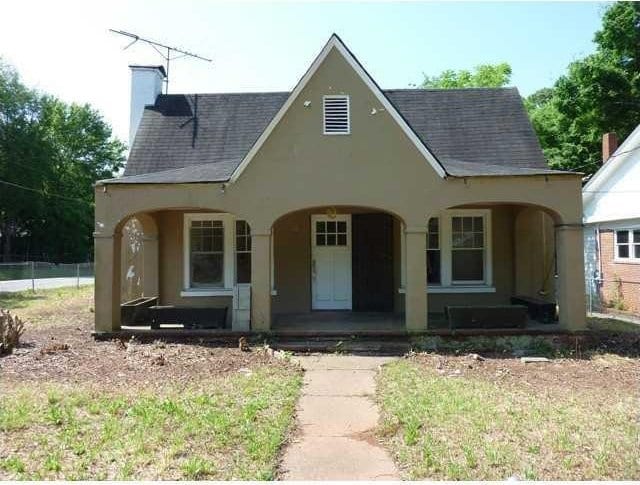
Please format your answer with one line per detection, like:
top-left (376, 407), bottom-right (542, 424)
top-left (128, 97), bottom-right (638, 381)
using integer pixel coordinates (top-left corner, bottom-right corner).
top-left (352, 213), bottom-right (394, 312)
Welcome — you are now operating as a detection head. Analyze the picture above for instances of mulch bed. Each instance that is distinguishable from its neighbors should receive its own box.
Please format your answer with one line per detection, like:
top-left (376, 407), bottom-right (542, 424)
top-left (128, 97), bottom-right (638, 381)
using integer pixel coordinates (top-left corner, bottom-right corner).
top-left (0, 318), bottom-right (287, 392)
top-left (408, 351), bottom-right (640, 398)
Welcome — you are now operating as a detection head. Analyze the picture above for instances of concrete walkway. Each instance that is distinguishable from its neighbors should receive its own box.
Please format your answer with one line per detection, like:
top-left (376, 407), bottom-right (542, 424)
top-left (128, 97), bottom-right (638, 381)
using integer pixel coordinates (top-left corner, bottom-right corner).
top-left (280, 354), bottom-right (400, 480)
top-left (0, 277), bottom-right (94, 293)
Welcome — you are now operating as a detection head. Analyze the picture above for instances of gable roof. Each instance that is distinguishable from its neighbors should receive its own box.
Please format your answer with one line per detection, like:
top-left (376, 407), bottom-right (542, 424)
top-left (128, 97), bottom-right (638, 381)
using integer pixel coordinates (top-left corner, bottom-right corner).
top-left (229, 34), bottom-right (446, 181)
top-left (583, 123), bottom-right (640, 204)
top-left (105, 35), bottom-right (574, 185)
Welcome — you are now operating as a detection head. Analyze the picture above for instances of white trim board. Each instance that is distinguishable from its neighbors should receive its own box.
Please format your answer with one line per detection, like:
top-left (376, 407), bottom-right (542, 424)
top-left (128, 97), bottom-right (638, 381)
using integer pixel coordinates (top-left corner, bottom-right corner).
top-left (228, 34), bottom-right (446, 183)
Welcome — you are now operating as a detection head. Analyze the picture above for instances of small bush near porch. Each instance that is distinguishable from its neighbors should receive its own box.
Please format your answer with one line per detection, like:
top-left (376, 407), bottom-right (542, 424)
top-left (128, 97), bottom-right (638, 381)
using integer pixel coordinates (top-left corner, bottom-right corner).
top-left (377, 354), bottom-right (639, 480)
top-left (0, 286), bottom-right (302, 480)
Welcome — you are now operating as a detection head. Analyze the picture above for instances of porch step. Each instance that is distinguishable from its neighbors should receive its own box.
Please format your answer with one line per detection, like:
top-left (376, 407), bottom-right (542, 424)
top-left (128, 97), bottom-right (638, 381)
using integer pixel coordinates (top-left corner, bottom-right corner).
top-left (268, 339), bottom-right (412, 355)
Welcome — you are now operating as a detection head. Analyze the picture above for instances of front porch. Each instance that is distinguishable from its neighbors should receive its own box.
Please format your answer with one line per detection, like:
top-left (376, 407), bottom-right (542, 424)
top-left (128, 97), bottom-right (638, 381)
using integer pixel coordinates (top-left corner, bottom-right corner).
top-left (94, 200), bottom-right (585, 335)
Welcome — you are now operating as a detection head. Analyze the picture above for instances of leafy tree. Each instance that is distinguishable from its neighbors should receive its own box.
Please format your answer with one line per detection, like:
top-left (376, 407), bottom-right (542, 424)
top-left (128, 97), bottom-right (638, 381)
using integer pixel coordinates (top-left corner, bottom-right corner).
top-left (0, 60), bottom-right (125, 262)
top-left (421, 62), bottom-right (512, 88)
top-left (526, 2), bottom-right (640, 174)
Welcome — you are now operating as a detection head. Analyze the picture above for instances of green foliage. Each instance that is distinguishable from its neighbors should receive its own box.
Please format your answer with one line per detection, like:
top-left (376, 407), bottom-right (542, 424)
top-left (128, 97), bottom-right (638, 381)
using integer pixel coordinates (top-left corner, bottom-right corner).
top-left (0, 60), bottom-right (125, 262)
top-left (526, 2), bottom-right (640, 174)
top-left (411, 335), bottom-right (556, 356)
top-left (421, 62), bottom-right (512, 89)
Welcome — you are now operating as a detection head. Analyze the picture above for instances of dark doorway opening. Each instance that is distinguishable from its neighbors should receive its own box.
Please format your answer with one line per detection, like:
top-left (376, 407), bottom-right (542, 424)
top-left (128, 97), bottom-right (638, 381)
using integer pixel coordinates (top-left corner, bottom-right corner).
top-left (352, 213), bottom-right (394, 311)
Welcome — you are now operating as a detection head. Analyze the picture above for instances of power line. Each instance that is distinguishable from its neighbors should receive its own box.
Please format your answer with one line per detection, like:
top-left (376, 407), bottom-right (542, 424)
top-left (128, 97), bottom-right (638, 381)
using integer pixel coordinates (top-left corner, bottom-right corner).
top-left (0, 179), bottom-right (88, 203)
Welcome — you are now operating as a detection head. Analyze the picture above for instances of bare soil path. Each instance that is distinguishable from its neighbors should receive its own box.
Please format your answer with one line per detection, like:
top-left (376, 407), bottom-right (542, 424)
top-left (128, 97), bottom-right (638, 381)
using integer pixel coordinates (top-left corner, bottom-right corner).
top-left (279, 354), bottom-right (400, 480)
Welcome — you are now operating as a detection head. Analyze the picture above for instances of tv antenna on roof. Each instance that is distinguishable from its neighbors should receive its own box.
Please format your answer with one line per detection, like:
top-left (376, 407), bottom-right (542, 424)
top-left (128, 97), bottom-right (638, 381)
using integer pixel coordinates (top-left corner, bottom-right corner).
top-left (109, 29), bottom-right (212, 94)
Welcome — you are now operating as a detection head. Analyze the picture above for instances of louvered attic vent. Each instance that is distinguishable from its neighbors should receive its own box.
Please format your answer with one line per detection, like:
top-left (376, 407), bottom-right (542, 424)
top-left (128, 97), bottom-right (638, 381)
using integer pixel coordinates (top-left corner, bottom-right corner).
top-left (323, 95), bottom-right (350, 135)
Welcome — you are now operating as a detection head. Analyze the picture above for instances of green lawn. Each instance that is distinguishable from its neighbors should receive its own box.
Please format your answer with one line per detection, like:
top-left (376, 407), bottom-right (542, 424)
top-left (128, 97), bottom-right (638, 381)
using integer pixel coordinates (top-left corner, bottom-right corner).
top-left (377, 359), bottom-right (639, 480)
top-left (0, 285), bottom-right (94, 327)
top-left (0, 367), bottom-right (302, 480)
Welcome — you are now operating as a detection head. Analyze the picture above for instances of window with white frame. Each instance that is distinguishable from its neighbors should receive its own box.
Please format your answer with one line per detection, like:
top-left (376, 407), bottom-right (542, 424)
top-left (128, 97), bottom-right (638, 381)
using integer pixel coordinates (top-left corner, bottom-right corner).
top-left (323, 95), bottom-right (350, 135)
top-left (189, 219), bottom-right (224, 287)
top-left (424, 210), bottom-right (491, 287)
top-left (451, 215), bottom-right (485, 283)
top-left (235, 220), bottom-right (251, 283)
top-left (615, 229), bottom-right (640, 261)
top-left (183, 214), bottom-right (248, 292)
top-left (426, 217), bottom-right (441, 284)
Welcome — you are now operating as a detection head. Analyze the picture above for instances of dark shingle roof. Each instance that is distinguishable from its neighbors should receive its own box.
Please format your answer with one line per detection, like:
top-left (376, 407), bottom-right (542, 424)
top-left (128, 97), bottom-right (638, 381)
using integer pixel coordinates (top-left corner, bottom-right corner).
top-left (109, 87), bottom-right (572, 184)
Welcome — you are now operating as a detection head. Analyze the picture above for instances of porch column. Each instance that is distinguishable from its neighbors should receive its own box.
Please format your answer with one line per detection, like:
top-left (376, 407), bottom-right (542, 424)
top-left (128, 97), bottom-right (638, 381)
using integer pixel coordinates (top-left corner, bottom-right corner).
top-left (405, 226), bottom-right (428, 332)
top-left (142, 234), bottom-right (159, 297)
top-left (556, 224), bottom-right (586, 330)
top-left (94, 231), bottom-right (122, 332)
top-left (251, 231), bottom-right (272, 332)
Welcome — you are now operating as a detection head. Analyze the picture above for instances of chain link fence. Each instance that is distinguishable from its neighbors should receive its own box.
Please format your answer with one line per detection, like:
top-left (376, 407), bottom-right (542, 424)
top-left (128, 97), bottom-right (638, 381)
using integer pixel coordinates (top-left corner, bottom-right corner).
top-left (586, 276), bottom-right (640, 318)
top-left (0, 262), bottom-right (94, 291)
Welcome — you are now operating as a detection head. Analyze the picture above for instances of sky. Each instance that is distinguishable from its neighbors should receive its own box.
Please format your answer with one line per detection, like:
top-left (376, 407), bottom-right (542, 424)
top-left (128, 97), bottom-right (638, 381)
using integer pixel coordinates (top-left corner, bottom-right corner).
top-left (1, 1), bottom-right (610, 143)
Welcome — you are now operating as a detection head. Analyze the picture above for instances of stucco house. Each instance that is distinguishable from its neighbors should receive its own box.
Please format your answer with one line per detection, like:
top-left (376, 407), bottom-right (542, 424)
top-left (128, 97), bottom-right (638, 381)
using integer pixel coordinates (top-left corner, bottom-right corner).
top-left (584, 128), bottom-right (640, 315)
top-left (94, 35), bottom-right (586, 334)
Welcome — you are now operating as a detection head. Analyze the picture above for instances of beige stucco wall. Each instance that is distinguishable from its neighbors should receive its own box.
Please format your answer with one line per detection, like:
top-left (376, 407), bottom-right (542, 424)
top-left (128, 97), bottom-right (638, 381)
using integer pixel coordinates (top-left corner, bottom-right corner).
top-left (95, 43), bottom-right (586, 332)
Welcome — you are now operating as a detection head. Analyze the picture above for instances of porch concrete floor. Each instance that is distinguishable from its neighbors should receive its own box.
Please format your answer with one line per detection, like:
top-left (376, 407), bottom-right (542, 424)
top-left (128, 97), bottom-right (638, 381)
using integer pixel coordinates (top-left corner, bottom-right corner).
top-left (273, 312), bottom-right (406, 334)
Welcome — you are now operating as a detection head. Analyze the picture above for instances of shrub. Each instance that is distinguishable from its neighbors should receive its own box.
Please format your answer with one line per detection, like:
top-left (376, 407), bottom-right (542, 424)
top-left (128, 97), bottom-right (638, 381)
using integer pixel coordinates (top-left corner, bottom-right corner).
top-left (0, 309), bottom-right (25, 355)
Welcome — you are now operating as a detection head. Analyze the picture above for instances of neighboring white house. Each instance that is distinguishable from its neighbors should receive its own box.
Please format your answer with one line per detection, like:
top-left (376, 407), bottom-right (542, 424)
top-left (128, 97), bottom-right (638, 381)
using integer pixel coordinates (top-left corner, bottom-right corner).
top-left (583, 127), bottom-right (640, 314)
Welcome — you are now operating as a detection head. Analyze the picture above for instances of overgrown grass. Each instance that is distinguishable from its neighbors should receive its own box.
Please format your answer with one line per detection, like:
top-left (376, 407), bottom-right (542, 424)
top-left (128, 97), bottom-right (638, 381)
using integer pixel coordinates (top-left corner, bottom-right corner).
top-left (0, 366), bottom-right (302, 480)
top-left (377, 360), bottom-right (639, 480)
top-left (587, 316), bottom-right (640, 334)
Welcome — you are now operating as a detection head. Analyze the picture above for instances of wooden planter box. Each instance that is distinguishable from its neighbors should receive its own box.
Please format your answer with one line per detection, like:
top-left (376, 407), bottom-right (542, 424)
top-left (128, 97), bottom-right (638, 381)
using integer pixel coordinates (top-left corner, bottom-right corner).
top-left (121, 297), bottom-right (158, 326)
top-left (446, 305), bottom-right (528, 329)
top-left (148, 306), bottom-right (228, 329)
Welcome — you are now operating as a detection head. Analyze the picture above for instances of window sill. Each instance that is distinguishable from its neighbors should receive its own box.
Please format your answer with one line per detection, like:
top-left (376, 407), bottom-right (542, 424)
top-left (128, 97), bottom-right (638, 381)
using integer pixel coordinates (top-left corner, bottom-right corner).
top-left (181, 289), bottom-right (233, 297)
top-left (398, 286), bottom-right (496, 294)
top-left (613, 259), bottom-right (640, 265)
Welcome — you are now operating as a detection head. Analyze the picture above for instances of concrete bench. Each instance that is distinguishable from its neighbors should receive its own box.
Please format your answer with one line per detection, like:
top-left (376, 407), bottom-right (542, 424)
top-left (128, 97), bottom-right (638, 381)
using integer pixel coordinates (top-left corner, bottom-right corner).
top-left (446, 305), bottom-right (527, 329)
top-left (510, 296), bottom-right (556, 323)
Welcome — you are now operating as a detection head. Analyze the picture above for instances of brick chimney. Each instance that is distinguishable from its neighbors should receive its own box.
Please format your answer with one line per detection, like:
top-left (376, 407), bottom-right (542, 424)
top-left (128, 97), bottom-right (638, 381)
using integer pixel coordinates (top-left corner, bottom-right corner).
top-left (129, 65), bottom-right (166, 147)
top-left (602, 132), bottom-right (618, 164)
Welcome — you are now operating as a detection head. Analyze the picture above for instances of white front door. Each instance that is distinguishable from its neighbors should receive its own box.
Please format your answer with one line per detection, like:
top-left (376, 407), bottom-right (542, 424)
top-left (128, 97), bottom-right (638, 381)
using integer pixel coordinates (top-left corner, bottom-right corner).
top-left (311, 214), bottom-right (352, 310)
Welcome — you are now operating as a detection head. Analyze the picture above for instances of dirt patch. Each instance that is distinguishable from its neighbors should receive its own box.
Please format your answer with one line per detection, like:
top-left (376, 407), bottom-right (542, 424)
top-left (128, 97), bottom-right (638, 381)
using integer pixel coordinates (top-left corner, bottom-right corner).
top-left (408, 351), bottom-right (639, 398)
top-left (0, 318), bottom-right (290, 393)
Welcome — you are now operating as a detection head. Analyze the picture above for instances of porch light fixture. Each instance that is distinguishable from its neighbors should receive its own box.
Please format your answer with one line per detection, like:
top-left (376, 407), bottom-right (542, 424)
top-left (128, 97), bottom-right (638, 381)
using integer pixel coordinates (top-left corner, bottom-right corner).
top-left (326, 206), bottom-right (337, 219)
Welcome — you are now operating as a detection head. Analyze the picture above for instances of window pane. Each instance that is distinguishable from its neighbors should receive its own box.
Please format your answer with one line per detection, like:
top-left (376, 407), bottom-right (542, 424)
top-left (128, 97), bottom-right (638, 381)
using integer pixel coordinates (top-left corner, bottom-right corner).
top-left (452, 249), bottom-right (484, 281)
top-left (462, 217), bottom-right (473, 232)
top-left (327, 234), bottom-right (336, 245)
top-left (473, 217), bottom-right (483, 231)
top-left (616, 231), bottom-right (629, 244)
top-left (452, 217), bottom-right (462, 232)
top-left (635, 245), bottom-right (640, 259)
top-left (316, 221), bottom-right (325, 233)
top-left (236, 237), bottom-right (246, 252)
top-left (427, 249), bottom-right (441, 284)
top-left (337, 221), bottom-right (347, 233)
top-left (236, 253), bottom-right (251, 284)
top-left (191, 253), bottom-right (223, 287)
top-left (618, 244), bottom-right (629, 258)
top-left (316, 234), bottom-right (325, 246)
top-left (634, 231), bottom-right (640, 244)
top-left (473, 233), bottom-right (484, 248)
top-left (212, 235), bottom-right (223, 252)
top-left (428, 217), bottom-right (439, 233)
top-left (327, 221), bottom-right (336, 233)
top-left (337, 234), bottom-right (347, 246)
top-left (428, 233), bottom-right (439, 249)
